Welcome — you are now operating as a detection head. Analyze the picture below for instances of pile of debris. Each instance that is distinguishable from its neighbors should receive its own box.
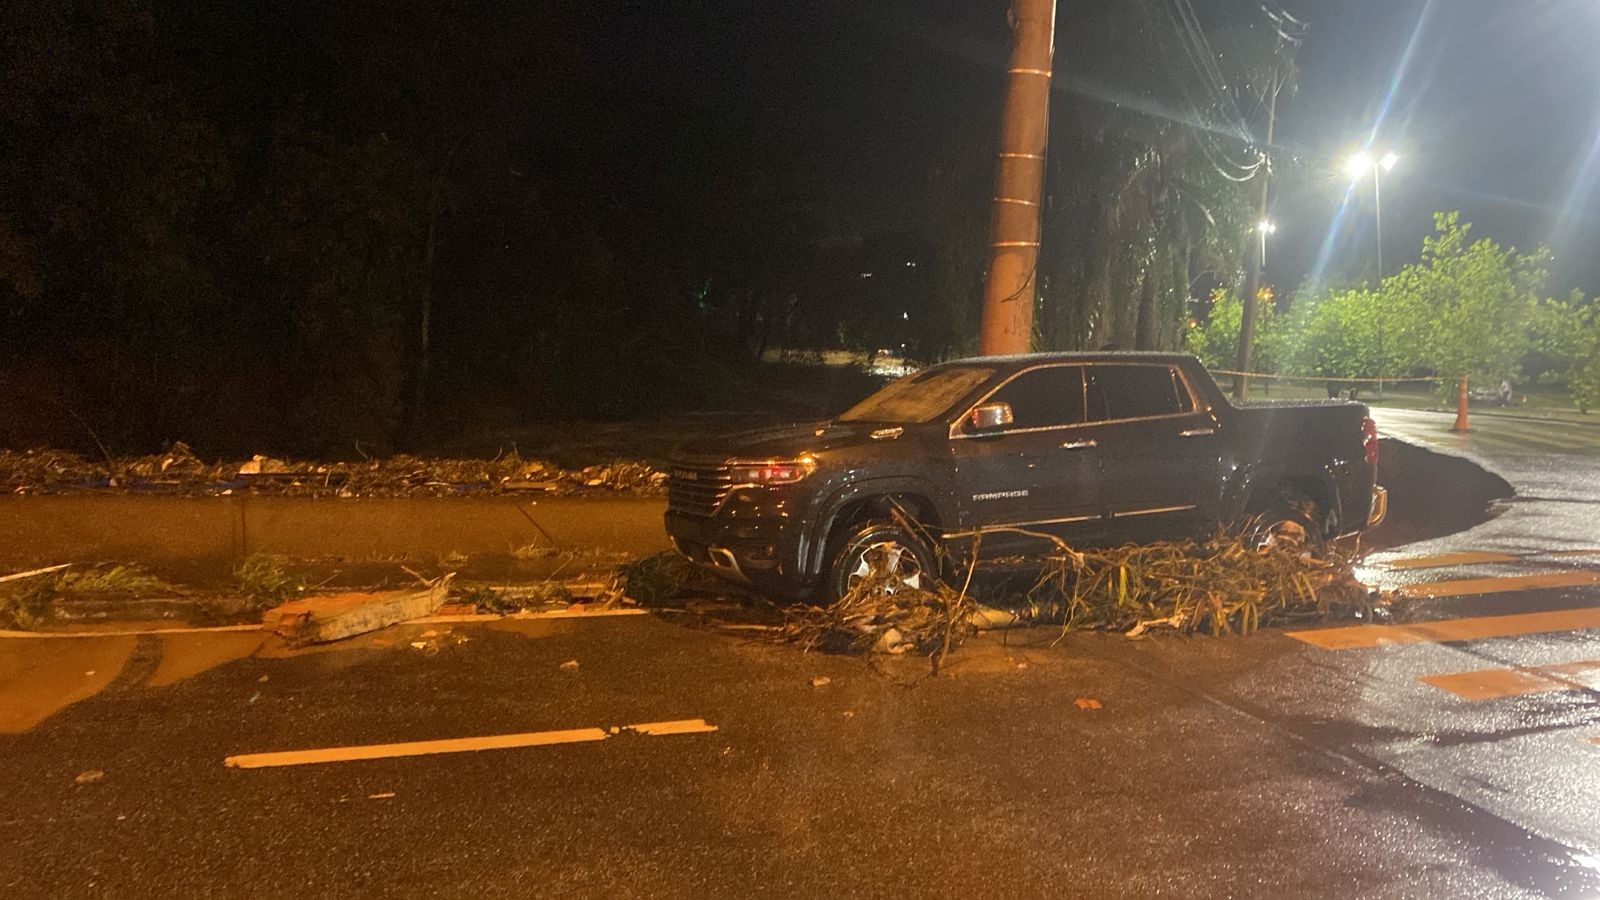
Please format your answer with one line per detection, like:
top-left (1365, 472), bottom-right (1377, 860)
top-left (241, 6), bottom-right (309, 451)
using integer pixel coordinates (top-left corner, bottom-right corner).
top-left (0, 444), bottom-right (665, 498)
top-left (781, 528), bottom-right (1380, 667)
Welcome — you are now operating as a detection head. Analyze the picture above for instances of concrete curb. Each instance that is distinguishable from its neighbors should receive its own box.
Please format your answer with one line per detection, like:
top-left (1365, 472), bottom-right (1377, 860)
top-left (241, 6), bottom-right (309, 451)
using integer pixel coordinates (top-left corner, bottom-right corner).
top-left (0, 494), bottom-right (670, 573)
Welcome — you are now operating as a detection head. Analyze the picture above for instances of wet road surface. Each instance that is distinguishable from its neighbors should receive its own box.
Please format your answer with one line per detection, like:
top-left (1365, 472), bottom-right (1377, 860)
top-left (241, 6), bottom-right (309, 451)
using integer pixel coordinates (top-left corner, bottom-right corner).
top-left (2, 407), bottom-right (1599, 897)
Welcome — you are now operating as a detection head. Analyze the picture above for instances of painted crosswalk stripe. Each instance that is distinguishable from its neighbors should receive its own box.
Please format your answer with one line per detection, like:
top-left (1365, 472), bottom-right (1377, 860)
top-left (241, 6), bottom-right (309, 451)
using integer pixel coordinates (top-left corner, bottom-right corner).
top-left (1396, 570), bottom-right (1600, 599)
top-left (225, 718), bottom-right (719, 769)
top-left (1419, 660), bottom-right (1600, 701)
top-left (1286, 606), bottom-right (1600, 650)
top-left (1379, 551), bottom-right (1519, 570)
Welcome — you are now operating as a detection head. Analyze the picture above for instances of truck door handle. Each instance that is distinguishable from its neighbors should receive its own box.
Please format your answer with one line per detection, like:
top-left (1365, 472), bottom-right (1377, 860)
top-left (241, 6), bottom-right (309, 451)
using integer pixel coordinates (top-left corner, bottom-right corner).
top-left (1061, 439), bottom-right (1098, 450)
top-left (1180, 428), bottom-right (1215, 438)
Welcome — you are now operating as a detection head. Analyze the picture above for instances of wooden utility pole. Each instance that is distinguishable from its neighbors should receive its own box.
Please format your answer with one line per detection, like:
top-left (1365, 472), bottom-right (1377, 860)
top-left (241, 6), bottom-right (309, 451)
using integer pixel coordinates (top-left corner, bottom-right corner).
top-left (979, 0), bottom-right (1056, 356)
top-left (1232, 72), bottom-right (1279, 399)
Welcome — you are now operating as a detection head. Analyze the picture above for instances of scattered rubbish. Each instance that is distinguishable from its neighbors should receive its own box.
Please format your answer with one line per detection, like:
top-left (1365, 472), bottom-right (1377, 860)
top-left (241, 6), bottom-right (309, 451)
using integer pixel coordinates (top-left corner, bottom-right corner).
top-left (74, 770), bottom-right (105, 785)
top-left (85, 671), bottom-right (95, 676)
top-left (367, 792), bottom-right (396, 800)
top-left (559, 659), bottom-right (580, 671)
top-left (409, 642), bottom-right (429, 650)
top-left (503, 480), bottom-right (560, 492)
top-left (873, 627), bottom-right (910, 654)
top-left (1, 447), bottom-right (664, 498)
top-left (1074, 698), bottom-right (1103, 710)
top-left (842, 710), bottom-right (855, 718)
top-left (248, 691), bottom-right (260, 704)
top-left (258, 675), bottom-right (269, 683)
top-left (810, 676), bottom-right (831, 688)
top-left (264, 575), bottom-right (453, 645)
top-left (968, 605), bottom-right (1025, 630)
top-left (1125, 614), bottom-right (1185, 640)
top-left (782, 522), bottom-right (1380, 669)
top-left (237, 455), bottom-right (289, 476)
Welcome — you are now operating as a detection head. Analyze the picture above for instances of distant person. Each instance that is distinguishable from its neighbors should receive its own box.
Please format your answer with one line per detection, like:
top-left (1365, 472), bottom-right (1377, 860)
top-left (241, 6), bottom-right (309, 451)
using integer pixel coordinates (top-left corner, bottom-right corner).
top-left (1498, 379), bottom-right (1512, 406)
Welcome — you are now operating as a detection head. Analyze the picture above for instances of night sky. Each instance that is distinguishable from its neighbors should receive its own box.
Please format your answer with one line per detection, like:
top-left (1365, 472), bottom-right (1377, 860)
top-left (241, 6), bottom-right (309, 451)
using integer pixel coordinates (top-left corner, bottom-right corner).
top-left (616, 0), bottom-right (1600, 294)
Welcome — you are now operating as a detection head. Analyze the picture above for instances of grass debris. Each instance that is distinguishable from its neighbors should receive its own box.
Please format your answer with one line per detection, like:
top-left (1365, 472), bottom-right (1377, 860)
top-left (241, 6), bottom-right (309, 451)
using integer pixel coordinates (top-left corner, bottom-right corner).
top-left (620, 551), bottom-right (726, 606)
top-left (1022, 530), bottom-right (1374, 638)
top-left (0, 563), bottom-right (176, 628)
top-left (54, 565), bottom-right (169, 595)
top-left (234, 554), bottom-right (305, 608)
top-left (780, 523), bottom-right (1378, 668)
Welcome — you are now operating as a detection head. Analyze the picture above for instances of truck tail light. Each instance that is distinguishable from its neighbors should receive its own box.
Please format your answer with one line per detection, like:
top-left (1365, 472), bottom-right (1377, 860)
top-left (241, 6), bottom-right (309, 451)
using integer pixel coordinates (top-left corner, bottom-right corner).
top-left (1362, 417), bottom-right (1379, 466)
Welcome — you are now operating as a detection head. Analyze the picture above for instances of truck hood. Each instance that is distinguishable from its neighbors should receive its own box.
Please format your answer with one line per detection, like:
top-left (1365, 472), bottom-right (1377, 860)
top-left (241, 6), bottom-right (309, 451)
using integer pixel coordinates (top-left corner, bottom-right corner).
top-left (678, 420), bottom-right (902, 461)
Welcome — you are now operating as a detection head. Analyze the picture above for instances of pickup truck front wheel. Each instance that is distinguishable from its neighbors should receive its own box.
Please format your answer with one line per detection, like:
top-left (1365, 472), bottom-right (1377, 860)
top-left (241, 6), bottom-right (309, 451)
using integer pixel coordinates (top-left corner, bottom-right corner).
top-left (824, 521), bottom-right (938, 604)
top-left (1246, 495), bottom-right (1326, 552)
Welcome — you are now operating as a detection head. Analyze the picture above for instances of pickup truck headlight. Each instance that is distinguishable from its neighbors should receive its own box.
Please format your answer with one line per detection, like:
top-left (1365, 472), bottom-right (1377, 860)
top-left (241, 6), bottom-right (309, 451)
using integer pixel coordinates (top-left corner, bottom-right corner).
top-left (730, 457), bottom-right (817, 487)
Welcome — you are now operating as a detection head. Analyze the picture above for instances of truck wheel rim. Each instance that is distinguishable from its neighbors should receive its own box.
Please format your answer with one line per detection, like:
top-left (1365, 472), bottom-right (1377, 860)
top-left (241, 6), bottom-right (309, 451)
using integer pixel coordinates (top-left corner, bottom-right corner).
top-left (847, 540), bottom-right (924, 594)
top-left (1256, 519), bottom-right (1307, 550)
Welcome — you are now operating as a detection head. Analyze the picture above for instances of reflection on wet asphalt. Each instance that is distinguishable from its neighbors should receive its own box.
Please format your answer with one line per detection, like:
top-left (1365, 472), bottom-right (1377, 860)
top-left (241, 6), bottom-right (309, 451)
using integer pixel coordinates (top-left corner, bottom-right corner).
top-left (1276, 408), bottom-right (1600, 882)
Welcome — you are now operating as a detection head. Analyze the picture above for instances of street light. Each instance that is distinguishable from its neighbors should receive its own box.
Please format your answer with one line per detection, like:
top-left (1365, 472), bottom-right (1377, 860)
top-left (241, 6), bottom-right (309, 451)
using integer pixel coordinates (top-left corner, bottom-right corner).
top-left (1346, 149), bottom-right (1400, 276)
top-left (1256, 219), bottom-right (1277, 269)
top-left (1347, 148), bottom-right (1400, 396)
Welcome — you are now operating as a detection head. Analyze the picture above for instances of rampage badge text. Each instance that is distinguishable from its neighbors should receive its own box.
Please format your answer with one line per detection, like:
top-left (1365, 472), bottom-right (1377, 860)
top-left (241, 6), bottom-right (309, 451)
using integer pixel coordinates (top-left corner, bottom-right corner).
top-left (973, 490), bottom-right (1030, 502)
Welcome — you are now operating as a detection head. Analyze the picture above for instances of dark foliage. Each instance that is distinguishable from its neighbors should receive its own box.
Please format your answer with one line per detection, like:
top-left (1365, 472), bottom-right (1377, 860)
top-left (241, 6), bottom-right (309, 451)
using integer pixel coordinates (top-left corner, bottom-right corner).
top-left (0, 1), bottom-right (1284, 456)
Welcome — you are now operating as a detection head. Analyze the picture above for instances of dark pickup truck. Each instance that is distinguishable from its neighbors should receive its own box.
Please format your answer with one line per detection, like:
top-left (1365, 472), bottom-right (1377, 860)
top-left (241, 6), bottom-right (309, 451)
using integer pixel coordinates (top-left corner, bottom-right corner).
top-left (665, 352), bottom-right (1387, 601)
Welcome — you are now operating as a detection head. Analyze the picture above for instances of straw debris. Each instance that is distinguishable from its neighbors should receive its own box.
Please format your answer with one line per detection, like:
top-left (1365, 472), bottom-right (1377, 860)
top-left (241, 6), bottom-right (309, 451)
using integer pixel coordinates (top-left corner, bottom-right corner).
top-left (780, 522), bottom-right (1377, 666)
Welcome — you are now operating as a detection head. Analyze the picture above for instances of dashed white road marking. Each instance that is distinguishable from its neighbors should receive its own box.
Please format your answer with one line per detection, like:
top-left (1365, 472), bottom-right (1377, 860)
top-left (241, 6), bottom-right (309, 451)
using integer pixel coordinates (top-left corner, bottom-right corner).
top-left (1396, 570), bottom-right (1600, 599)
top-left (225, 719), bottom-right (718, 769)
top-left (1419, 660), bottom-right (1600, 700)
top-left (1287, 606), bottom-right (1600, 650)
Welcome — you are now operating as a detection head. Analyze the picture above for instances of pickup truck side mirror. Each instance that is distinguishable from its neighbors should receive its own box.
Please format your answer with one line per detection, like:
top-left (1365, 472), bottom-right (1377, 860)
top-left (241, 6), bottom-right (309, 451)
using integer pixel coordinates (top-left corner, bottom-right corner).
top-left (968, 402), bottom-right (1014, 432)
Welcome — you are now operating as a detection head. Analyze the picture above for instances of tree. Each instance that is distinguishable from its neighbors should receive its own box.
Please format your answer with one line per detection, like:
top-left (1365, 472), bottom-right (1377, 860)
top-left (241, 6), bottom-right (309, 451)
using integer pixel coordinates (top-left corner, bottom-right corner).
top-left (1383, 212), bottom-right (1544, 385)
top-left (246, 128), bottom-right (429, 449)
top-left (1280, 287), bottom-right (1384, 380)
top-left (1034, 1), bottom-right (1288, 354)
top-left (1534, 291), bottom-right (1600, 413)
top-left (1278, 213), bottom-right (1549, 391)
top-left (1184, 287), bottom-right (1278, 372)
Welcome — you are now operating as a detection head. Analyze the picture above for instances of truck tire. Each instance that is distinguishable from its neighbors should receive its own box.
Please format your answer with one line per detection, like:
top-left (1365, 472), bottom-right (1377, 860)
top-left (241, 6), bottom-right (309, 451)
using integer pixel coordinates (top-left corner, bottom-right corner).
top-left (1246, 493), bottom-right (1325, 552)
top-left (823, 520), bottom-right (938, 604)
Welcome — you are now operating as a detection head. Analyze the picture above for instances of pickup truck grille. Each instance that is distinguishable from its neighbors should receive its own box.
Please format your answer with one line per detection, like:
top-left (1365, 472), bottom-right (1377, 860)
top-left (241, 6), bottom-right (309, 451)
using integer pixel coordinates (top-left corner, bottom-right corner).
top-left (667, 462), bottom-right (733, 517)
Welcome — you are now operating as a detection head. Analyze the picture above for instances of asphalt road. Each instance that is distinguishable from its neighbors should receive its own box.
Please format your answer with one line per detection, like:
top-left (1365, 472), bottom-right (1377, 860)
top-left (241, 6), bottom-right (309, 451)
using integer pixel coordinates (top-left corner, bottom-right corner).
top-left (3, 407), bottom-right (1599, 898)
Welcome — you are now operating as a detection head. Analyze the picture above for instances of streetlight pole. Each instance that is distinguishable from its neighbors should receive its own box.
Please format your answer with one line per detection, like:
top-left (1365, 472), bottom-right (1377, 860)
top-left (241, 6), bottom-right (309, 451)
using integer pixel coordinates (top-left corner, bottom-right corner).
top-left (1346, 150), bottom-right (1398, 397)
top-left (1373, 163), bottom-right (1383, 279)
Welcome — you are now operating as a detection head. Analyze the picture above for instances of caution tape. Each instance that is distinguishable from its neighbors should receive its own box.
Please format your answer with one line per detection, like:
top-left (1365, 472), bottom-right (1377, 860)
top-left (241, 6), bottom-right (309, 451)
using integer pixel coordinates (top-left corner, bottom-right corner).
top-left (1207, 369), bottom-right (1442, 384)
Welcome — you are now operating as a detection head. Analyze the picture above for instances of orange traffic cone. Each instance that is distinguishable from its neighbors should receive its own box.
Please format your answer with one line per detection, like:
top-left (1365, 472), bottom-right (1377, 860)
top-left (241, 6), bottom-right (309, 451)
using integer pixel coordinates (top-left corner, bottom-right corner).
top-left (1451, 372), bottom-right (1472, 432)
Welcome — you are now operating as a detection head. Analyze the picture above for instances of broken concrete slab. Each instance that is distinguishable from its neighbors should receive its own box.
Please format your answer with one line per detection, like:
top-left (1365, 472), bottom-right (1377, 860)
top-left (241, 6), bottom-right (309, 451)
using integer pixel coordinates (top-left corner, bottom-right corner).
top-left (265, 575), bottom-right (453, 645)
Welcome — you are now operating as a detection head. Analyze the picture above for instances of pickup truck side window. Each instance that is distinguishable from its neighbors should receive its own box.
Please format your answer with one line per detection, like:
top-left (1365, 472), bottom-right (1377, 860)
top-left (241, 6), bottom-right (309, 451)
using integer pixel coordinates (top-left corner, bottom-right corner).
top-left (982, 365), bottom-right (1086, 430)
top-left (1086, 365), bottom-right (1195, 422)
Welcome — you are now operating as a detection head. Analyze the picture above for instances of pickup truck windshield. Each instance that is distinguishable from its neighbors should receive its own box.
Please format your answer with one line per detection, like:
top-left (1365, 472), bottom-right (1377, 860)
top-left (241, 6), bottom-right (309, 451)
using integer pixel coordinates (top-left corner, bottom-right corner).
top-left (838, 366), bottom-right (995, 424)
